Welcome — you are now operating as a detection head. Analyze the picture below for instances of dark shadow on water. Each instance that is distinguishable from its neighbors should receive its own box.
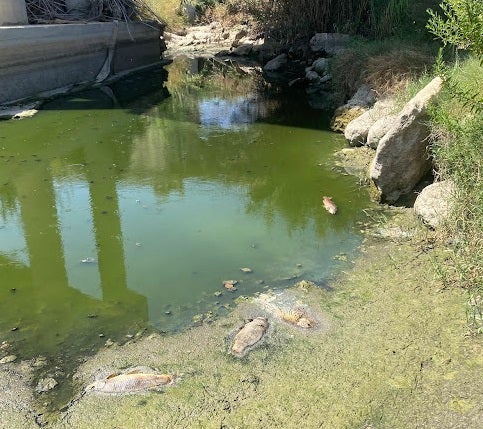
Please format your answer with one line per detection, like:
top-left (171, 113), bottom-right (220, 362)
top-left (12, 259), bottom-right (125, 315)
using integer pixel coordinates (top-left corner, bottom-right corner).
top-left (39, 57), bottom-right (333, 132)
top-left (41, 65), bottom-right (170, 114)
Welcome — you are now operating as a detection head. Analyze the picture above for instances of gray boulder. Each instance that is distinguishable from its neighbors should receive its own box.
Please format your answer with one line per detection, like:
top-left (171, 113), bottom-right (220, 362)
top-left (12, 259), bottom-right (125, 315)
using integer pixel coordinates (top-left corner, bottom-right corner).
top-left (312, 58), bottom-right (329, 75)
top-left (366, 114), bottom-right (397, 149)
top-left (370, 76), bottom-right (443, 203)
top-left (347, 84), bottom-right (376, 107)
top-left (306, 70), bottom-right (320, 82)
top-left (330, 85), bottom-right (375, 133)
top-left (344, 99), bottom-right (394, 146)
top-left (263, 53), bottom-right (288, 72)
top-left (414, 181), bottom-right (455, 228)
top-left (309, 33), bottom-right (350, 55)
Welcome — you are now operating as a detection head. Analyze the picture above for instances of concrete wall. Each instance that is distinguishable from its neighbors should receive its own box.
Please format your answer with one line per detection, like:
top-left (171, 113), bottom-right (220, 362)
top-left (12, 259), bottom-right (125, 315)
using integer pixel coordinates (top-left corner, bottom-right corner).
top-left (0, 0), bottom-right (28, 26)
top-left (0, 22), bottom-right (162, 105)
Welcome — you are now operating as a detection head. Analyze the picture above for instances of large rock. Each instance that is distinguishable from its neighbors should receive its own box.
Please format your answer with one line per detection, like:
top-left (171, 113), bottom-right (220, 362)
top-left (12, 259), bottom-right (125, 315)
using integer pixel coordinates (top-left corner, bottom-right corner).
top-left (414, 180), bottom-right (455, 228)
top-left (330, 85), bottom-right (376, 132)
top-left (312, 58), bottom-right (329, 75)
top-left (347, 85), bottom-right (376, 108)
top-left (370, 77), bottom-right (443, 203)
top-left (344, 99), bottom-right (395, 146)
top-left (263, 53), bottom-right (288, 72)
top-left (366, 114), bottom-right (397, 149)
top-left (309, 33), bottom-right (350, 55)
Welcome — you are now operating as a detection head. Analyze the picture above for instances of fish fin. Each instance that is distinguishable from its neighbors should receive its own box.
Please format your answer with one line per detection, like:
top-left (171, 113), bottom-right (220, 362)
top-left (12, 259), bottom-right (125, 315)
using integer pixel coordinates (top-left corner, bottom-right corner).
top-left (106, 372), bottom-right (121, 379)
top-left (126, 369), bottom-right (142, 375)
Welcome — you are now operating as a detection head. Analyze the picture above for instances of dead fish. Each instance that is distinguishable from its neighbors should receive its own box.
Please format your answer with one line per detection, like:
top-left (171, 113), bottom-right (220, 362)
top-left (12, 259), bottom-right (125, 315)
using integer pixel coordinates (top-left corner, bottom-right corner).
top-left (240, 267), bottom-right (253, 273)
top-left (85, 371), bottom-right (175, 394)
top-left (232, 317), bottom-right (269, 356)
top-left (81, 257), bottom-right (96, 264)
top-left (322, 196), bottom-right (338, 214)
top-left (223, 280), bottom-right (238, 291)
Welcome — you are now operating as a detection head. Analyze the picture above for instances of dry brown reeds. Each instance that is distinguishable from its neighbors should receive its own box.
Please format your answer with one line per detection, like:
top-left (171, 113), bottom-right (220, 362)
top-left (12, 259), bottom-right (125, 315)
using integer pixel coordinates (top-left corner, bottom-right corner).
top-left (363, 49), bottom-right (434, 96)
top-left (25, 0), bottom-right (162, 24)
top-left (331, 44), bottom-right (434, 102)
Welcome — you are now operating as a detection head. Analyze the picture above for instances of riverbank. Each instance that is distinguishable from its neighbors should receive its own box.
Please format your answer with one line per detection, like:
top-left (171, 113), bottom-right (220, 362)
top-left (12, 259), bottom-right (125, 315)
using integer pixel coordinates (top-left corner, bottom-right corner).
top-left (1, 206), bottom-right (481, 428)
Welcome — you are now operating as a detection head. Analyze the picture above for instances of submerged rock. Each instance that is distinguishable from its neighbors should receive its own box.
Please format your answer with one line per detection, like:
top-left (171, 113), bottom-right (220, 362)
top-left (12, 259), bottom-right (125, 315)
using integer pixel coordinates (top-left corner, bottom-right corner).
top-left (36, 377), bottom-right (58, 393)
top-left (0, 355), bottom-right (17, 364)
top-left (232, 317), bottom-right (269, 356)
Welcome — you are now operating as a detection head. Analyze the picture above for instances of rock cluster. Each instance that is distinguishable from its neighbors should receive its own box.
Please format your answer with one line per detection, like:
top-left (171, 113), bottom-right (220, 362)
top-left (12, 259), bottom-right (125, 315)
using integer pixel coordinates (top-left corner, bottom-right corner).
top-left (333, 76), bottom-right (450, 226)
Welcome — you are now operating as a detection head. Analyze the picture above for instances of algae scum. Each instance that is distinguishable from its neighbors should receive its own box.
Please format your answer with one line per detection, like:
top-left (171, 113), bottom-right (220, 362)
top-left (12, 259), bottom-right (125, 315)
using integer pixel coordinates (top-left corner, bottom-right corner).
top-left (0, 57), bottom-right (370, 413)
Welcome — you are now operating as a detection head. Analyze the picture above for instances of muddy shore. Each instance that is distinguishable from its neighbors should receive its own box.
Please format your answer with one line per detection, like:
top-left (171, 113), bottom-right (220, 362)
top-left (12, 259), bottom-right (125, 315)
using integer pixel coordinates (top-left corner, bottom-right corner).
top-left (1, 206), bottom-right (481, 428)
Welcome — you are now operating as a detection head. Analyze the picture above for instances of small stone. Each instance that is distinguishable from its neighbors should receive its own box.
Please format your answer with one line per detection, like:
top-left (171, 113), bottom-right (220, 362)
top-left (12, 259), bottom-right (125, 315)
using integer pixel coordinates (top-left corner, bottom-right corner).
top-left (125, 334), bottom-right (134, 339)
top-left (234, 295), bottom-right (249, 304)
top-left (192, 314), bottom-right (204, 325)
top-left (36, 377), bottom-right (58, 393)
top-left (105, 339), bottom-right (114, 347)
top-left (1, 341), bottom-right (9, 350)
top-left (214, 291), bottom-right (222, 297)
top-left (98, 333), bottom-right (105, 338)
top-left (296, 264), bottom-right (302, 268)
top-left (0, 355), bottom-right (17, 364)
top-left (11, 327), bottom-right (18, 331)
top-left (32, 356), bottom-right (48, 367)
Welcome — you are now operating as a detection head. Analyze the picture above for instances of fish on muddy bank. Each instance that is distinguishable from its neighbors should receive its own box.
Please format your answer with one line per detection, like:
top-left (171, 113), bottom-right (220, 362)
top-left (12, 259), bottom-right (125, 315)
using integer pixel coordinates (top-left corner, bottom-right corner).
top-left (278, 307), bottom-right (317, 329)
top-left (232, 317), bottom-right (269, 356)
top-left (322, 196), bottom-right (338, 214)
top-left (85, 370), bottom-right (176, 394)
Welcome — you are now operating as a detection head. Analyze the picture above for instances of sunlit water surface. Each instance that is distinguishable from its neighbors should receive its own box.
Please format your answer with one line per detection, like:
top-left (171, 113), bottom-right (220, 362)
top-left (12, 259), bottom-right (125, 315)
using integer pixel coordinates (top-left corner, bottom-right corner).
top-left (0, 58), bottom-right (369, 366)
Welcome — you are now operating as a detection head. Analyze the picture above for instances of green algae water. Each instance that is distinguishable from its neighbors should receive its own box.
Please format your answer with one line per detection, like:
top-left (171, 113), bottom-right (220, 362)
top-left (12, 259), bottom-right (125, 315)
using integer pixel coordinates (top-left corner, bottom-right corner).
top-left (0, 58), bottom-right (368, 365)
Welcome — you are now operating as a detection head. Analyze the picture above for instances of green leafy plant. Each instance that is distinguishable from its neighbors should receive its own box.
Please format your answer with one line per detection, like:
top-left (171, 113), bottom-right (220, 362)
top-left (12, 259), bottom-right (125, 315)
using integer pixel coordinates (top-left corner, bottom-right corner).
top-left (426, 0), bottom-right (483, 58)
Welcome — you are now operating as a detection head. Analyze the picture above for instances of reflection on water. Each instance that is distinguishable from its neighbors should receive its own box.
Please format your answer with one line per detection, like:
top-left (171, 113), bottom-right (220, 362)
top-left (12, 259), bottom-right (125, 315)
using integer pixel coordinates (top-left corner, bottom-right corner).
top-left (0, 57), bottom-right (368, 363)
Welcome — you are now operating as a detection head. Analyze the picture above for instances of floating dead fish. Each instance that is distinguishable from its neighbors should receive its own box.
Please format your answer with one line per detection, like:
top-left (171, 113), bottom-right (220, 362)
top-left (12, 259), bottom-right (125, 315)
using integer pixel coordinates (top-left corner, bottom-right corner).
top-left (86, 371), bottom-right (175, 394)
top-left (240, 267), bottom-right (253, 273)
top-left (232, 317), bottom-right (269, 356)
top-left (322, 196), bottom-right (338, 214)
top-left (223, 280), bottom-right (238, 291)
top-left (81, 257), bottom-right (96, 264)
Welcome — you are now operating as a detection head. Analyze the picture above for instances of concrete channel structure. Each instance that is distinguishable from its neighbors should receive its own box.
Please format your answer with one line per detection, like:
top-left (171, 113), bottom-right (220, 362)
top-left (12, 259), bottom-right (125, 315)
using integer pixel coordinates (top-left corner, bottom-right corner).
top-left (0, 0), bottom-right (165, 106)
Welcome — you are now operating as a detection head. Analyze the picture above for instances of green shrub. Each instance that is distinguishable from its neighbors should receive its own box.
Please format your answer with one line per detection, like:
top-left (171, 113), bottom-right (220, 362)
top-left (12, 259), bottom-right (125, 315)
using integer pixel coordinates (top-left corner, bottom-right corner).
top-left (428, 57), bottom-right (483, 333)
top-left (427, 0), bottom-right (483, 59)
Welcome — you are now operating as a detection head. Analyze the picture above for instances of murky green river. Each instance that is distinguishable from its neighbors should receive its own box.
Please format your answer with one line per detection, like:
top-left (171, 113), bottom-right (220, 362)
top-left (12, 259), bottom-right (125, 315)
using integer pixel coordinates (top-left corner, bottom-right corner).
top-left (0, 57), bottom-right (369, 366)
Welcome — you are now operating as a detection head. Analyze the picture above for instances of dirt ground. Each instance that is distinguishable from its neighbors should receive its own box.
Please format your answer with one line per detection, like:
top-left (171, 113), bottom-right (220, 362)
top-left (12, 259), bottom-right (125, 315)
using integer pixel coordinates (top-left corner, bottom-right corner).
top-left (1, 209), bottom-right (482, 429)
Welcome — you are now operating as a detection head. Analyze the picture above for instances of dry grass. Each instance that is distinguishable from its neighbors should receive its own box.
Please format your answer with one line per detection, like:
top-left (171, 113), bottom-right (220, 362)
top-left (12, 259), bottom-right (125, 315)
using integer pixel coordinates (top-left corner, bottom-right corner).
top-left (363, 49), bottom-right (434, 96)
top-left (26, 0), bottom-right (163, 24)
top-left (331, 42), bottom-right (435, 102)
